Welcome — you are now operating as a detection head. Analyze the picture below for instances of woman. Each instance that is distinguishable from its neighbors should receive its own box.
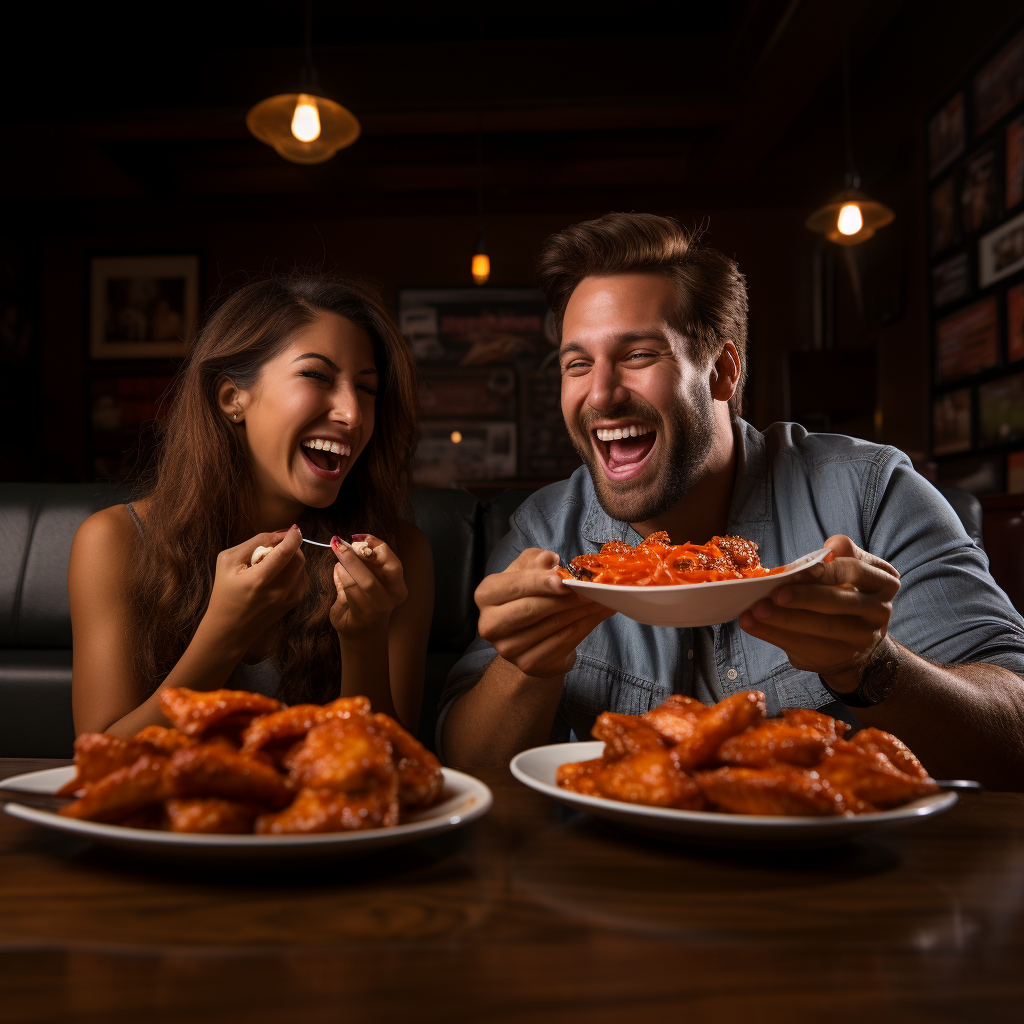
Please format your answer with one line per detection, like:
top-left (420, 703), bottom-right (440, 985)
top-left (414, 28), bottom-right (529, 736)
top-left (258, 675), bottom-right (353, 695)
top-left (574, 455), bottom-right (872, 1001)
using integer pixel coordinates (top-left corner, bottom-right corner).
top-left (69, 275), bottom-right (433, 737)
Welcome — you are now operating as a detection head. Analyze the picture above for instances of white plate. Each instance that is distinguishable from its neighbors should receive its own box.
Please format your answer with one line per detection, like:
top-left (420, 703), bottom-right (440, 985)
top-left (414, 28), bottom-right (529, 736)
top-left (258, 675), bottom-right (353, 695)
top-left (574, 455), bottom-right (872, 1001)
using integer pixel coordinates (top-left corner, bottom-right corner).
top-left (510, 741), bottom-right (958, 847)
top-left (0, 766), bottom-right (492, 861)
top-left (561, 547), bottom-right (831, 627)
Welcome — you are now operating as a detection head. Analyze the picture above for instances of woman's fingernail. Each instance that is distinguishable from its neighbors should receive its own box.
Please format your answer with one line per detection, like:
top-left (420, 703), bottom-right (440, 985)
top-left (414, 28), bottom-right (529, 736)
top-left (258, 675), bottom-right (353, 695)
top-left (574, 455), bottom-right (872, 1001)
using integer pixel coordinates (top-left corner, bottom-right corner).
top-left (351, 533), bottom-right (370, 541)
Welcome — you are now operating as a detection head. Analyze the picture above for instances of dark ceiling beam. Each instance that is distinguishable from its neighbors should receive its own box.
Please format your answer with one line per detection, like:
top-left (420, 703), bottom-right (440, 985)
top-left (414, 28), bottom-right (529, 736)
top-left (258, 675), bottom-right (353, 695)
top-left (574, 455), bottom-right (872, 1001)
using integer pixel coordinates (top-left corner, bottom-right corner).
top-left (700, 0), bottom-right (873, 183)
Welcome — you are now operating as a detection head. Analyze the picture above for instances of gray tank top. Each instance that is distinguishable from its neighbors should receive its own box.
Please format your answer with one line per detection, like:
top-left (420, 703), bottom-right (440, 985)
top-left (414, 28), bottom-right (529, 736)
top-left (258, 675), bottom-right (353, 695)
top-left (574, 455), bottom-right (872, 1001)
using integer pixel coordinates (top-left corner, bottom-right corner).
top-left (125, 503), bottom-right (284, 699)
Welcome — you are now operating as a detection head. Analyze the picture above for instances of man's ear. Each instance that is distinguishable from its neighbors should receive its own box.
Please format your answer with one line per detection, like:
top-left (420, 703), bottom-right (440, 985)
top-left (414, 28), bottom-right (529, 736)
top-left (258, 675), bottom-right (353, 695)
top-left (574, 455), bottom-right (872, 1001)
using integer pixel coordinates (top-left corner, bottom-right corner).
top-left (216, 378), bottom-right (246, 423)
top-left (709, 341), bottom-right (741, 403)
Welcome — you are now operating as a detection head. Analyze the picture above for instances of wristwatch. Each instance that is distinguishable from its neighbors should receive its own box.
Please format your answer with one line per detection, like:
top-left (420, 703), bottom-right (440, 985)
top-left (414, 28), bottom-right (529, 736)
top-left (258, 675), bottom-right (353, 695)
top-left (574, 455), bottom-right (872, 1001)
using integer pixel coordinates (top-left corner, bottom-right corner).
top-left (818, 644), bottom-right (902, 708)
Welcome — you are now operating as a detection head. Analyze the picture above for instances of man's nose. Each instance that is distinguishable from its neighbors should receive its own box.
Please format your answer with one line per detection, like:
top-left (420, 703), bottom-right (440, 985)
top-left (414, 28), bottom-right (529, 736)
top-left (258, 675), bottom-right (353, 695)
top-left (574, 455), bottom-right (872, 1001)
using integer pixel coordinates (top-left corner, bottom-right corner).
top-left (586, 361), bottom-right (631, 412)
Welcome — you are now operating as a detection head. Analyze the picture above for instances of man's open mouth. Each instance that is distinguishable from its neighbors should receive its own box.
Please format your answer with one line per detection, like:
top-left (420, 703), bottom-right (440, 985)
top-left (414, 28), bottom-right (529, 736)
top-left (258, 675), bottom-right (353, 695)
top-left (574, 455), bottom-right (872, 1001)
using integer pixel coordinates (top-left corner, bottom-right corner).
top-left (300, 437), bottom-right (351, 480)
top-left (591, 423), bottom-right (657, 482)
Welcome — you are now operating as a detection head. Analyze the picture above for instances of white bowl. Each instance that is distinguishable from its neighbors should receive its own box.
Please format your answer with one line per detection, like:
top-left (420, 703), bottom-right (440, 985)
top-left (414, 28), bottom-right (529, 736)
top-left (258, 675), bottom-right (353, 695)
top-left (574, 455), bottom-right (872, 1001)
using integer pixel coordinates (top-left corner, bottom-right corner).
top-left (510, 741), bottom-right (958, 847)
top-left (1, 766), bottom-right (492, 861)
top-left (561, 547), bottom-right (831, 627)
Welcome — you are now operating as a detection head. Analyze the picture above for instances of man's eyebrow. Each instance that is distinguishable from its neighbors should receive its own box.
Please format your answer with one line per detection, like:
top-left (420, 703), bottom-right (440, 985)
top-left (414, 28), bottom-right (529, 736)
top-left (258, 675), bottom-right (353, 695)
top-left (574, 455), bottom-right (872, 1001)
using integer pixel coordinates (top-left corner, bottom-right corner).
top-left (559, 330), bottom-right (671, 356)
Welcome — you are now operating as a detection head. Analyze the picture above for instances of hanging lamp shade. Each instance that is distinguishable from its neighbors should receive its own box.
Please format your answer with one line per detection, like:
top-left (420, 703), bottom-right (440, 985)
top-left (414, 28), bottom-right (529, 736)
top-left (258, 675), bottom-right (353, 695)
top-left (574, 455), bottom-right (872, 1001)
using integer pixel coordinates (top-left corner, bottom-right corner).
top-left (246, 91), bottom-right (360, 165)
top-left (805, 187), bottom-right (894, 246)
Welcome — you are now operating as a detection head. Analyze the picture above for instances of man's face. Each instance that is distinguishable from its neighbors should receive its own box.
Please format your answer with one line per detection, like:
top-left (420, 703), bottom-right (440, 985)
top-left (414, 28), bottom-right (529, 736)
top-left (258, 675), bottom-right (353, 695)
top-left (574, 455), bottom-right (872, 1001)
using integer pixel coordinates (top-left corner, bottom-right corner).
top-left (559, 272), bottom-right (716, 524)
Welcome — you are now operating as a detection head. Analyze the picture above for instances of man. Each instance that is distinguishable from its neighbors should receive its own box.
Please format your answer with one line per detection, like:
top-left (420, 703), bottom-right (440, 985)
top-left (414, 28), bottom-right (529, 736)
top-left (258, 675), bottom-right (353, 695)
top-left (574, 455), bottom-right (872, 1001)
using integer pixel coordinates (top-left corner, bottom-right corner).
top-left (439, 213), bottom-right (1024, 788)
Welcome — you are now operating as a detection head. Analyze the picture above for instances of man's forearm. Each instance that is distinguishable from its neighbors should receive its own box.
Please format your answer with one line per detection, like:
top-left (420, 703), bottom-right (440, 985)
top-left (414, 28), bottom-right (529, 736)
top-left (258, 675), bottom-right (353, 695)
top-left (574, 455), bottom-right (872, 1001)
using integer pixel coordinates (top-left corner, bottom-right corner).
top-left (442, 655), bottom-right (565, 767)
top-left (854, 640), bottom-right (1024, 790)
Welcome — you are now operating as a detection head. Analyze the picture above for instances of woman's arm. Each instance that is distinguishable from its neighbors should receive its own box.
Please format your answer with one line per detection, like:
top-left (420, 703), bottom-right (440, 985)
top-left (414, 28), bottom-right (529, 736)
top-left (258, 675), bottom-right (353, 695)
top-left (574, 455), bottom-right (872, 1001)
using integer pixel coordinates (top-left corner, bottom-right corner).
top-left (70, 509), bottom-right (307, 737)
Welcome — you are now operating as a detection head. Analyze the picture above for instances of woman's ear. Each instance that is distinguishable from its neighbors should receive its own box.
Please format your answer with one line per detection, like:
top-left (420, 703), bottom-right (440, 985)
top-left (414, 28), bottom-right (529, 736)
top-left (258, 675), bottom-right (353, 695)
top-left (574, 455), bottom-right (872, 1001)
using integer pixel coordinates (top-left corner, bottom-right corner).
top-left (710, 341), bottom-right (741, 403)
top-left (217, 379), bottom-right (246, 423)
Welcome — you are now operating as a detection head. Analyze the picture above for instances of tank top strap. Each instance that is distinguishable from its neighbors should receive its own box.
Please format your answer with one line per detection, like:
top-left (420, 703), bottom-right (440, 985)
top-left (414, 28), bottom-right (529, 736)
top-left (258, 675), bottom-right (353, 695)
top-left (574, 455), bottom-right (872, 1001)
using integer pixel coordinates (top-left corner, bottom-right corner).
top-left (124, 501), bottom-right (145, 537)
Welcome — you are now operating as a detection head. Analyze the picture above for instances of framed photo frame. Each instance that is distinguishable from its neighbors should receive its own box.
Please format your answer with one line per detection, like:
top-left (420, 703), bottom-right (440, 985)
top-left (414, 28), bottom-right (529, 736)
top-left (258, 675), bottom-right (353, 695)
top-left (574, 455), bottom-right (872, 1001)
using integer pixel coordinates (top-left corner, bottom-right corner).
top-left (930, 177), bottom-right (960, 256)
top-left (89, 255), bottom-right (200, 360)
top-left (935, 296), bottom-right (999, 382)
top-left (931, 252), bottom-right (971, 308)
top-left (960, 144), bottom-right (1000, 236)
top-left (1007, 114), bottom-right (1024, 210)
top-left (978, 371), bottom-right (1024, 447)
top-left (974, 28), bottom-right (1024, 135)
top-left (1008, 281), bottom-right (1024, 362)
top-left (928, 92), bottom-right (965, 177)
top-left (979, 209), bottom-right (1024, 287)
top-left (932, 388), bottom-right (972, 455)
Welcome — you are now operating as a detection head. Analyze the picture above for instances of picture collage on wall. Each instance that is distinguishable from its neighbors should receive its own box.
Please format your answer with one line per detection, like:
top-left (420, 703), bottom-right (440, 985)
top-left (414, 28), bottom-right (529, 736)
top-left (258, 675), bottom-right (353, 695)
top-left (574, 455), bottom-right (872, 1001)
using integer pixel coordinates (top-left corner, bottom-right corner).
top-left (927, 25), bottom-right (1024, 494)
top-left (398, 287), bottom-right (580, 487)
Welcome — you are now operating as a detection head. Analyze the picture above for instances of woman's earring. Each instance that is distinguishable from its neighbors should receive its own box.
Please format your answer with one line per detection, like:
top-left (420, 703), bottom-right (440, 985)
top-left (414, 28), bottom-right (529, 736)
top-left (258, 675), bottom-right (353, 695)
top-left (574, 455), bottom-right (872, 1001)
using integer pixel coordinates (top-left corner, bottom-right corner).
top-left (232, 413), bottom-right (238, 421)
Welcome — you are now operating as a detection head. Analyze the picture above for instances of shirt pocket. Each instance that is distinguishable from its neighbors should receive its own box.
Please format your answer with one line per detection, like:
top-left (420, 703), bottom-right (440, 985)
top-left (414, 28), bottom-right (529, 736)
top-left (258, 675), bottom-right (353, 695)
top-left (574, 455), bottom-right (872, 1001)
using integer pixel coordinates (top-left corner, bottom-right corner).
top-left (761, 660), bottom-right (834, 713)
top-left (562, 655), bottom-right (667, 719)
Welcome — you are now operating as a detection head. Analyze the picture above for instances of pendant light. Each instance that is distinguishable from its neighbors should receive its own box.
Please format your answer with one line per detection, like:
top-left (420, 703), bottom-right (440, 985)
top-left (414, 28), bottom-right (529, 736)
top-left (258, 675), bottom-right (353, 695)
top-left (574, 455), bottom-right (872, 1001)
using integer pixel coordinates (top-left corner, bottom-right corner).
top-left (246, 1), bottom-right (360, 165)
top-left (805, 42), bottom-right (893, 246)
top-left (471, 128), bottom-right (490, 285)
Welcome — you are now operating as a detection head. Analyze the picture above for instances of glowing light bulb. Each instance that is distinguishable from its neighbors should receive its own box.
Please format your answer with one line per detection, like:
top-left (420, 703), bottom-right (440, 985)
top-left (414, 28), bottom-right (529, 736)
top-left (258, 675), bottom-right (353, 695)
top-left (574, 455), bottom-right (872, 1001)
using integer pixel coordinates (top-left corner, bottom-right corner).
top-left (450, 431), bottom-right (463, 443)
top-left (291, 94), bottom-right (321, 142)
top-left (471, 253), bottom-right (490, 285)
top-left (837, 203), bottom-right (863, 236)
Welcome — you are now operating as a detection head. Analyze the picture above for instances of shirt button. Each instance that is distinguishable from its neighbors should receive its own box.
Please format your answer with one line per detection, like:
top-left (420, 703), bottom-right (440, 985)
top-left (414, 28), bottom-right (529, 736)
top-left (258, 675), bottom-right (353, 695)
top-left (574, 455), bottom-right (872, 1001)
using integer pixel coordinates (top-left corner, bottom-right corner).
top-left (687, 649), bottom-right (694, 660)
top-left (726, 668), bottom-right (738, 680)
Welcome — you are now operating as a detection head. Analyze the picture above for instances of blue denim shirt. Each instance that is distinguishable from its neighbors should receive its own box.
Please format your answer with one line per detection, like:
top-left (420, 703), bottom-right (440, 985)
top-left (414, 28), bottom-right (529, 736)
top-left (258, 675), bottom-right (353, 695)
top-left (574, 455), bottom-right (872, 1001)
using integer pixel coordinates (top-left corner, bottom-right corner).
top-left (436, 419), bottom-right (1024, 760)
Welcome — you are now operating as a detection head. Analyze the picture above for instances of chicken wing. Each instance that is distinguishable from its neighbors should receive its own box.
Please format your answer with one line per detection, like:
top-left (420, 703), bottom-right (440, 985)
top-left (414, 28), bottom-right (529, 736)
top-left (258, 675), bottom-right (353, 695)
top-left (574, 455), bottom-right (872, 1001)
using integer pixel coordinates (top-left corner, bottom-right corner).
top-left (717, 722), bottom-right (830, 768)
top-left (323, 695), bottom-right (372, 719)
top-left (133, 725), bottom-right (197, 757)
top-left (240, 704), bottom-right (329, 756)
top-left (59, 753), bottom-right (169, 823)
top-left (165, 798), bottom-right (261, 834)
top-left (158, 687), bottom-right (283, 738)
top-left (57, 733), bottom-right (148, 796)
top-left (694, 765), bottom-right (848, 816)
top-left (255, 781), bottom-right (399, 834)
top-left (671, 690), bottom-right (767, 770)
top-left (591, 712), bottom-right (668, 759)
top-left (781, 707), bottom-right (850, 745)
top-left (165, 744), bottom-right (292, 809)
top-left (371, 713), bottom-right (444, 809)
top-left (816, 747), bottom-right (939, 810)
top-left (286, 717), bottom-right (395, 794)
top-left (555, 758), bottom-right (606, 796)
top-left (642, 694), bottom-right (707, 744)
top-left (850, 727), bottom-right (932, 781)
top-left (594, 750), bottom-right (705, 810)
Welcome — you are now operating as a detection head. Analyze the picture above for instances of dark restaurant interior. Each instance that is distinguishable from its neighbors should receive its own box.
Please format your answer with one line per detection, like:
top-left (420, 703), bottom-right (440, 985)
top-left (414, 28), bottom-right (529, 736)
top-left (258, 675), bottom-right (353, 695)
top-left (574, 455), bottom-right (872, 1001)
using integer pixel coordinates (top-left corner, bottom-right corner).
top-left (1, 2), bottom-right (1023, 1021)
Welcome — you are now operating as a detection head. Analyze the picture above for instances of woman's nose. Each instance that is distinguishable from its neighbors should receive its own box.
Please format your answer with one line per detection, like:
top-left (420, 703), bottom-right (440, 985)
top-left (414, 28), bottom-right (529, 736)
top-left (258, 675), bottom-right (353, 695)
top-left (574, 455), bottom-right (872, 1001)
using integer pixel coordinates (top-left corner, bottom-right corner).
top-left (330, 383), bottom-right (362, 427)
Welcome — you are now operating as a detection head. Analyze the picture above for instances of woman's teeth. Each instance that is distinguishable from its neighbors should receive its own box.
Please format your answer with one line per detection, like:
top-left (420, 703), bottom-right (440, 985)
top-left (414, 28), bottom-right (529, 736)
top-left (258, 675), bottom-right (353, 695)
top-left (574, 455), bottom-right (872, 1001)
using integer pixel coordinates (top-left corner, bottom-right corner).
top-left (595, 424), bottom-right (652, 442)
top-left (302, 438), bottom-right (351, 457)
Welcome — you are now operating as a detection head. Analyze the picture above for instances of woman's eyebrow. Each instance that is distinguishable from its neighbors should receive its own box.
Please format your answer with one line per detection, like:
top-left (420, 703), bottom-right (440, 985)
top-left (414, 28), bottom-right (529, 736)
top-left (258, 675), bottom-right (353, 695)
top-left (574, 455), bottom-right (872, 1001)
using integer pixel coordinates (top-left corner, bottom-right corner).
top-left (292, 352), bottom-right (339, 370)
top-left (358, 367), bottom-right (379, 375)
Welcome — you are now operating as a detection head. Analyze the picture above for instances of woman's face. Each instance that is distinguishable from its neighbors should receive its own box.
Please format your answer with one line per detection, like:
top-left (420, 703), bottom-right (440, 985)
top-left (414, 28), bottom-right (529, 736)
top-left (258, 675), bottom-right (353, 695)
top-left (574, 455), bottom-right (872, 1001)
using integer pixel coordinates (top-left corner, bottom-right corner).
top-left (230, 313), bottom-right (378, 514)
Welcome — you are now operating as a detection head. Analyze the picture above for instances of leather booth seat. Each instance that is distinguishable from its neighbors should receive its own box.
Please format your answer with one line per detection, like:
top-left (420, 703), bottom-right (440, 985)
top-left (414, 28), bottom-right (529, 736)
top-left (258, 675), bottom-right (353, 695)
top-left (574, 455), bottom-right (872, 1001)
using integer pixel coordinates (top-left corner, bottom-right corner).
top-left (0, 483), bottom-right (528, 758)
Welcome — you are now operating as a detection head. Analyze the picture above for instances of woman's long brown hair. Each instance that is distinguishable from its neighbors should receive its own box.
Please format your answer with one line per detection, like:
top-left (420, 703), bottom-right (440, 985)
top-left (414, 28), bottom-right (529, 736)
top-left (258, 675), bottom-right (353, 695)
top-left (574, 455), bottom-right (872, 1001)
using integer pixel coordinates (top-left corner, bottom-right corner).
top-left (124, 275), bottom-right (418, 705)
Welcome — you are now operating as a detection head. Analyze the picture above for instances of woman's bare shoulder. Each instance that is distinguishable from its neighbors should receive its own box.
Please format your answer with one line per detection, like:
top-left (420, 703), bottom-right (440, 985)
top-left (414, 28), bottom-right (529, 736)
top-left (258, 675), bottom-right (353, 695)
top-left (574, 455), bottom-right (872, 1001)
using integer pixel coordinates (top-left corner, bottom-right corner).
top-left (71, 504), bottom-right (140, 566)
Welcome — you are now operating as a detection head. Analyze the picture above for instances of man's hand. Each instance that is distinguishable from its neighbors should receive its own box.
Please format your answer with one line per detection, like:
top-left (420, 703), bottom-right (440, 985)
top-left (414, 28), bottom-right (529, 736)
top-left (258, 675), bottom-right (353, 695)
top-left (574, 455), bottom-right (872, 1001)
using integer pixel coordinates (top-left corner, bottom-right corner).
top-left (475, 548), bottom-right (616, 678)
top-left (738, 535), bottom-right (901, 693)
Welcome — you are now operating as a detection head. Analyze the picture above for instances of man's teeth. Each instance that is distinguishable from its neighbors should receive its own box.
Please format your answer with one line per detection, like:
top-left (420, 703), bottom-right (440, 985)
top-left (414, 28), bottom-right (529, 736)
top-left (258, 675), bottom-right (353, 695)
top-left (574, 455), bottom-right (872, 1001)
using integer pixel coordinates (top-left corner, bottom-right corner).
top-left (302, 439), bottom-right (351, 456)
top-left (595, 425), bottom-right (653, 442)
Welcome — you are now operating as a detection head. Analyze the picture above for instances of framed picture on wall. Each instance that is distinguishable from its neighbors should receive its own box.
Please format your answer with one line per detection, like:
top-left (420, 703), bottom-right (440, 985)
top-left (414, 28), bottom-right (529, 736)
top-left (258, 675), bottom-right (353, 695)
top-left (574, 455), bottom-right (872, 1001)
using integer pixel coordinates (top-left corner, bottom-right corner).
top-left (930, 177), bottom-right (960, 255)
top-left (960, 145), bottom-right (1000, 235)
top-left (932, 388), bottom-right (972, 455)
top-left (931, 251), bottom-right (971, 308)
top-left (1009, 450), bottom-right (1024, 494)
top-left (935, 296), bottom-right (999, 382)
top-left (1008, 281), bottom-right (1024, 362)
top-left (89, 255), bottom-right (200, 360)
top-left (417, 368), bottom-right (518, 419)
top-left (928, 92), bottom-right (965, 177)
top-left (974, 28), bottom-right (1024, 134)
top-left (412, 420), bottom-right (517, 487)
top-left (979, 372), bottom-right (1024, 446)
top-left (979, 209), bottom-right (1024, 287)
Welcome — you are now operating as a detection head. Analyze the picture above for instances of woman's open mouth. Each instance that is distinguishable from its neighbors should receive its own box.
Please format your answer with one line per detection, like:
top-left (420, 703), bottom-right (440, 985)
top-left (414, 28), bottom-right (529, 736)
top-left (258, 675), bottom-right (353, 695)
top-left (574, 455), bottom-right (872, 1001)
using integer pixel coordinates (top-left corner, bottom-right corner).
top-left (300, 437), bottom-right (351, 480)
top-left (592, 423), bottom-right (658, 482)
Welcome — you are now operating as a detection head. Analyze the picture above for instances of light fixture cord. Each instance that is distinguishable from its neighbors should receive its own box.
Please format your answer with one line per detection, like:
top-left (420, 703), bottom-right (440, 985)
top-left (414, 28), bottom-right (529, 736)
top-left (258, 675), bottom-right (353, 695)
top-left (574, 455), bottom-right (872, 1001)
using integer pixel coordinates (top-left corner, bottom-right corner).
top-left (475, 115), bottom-right (486, 251)
top-left (302, 0), bottom-right (316, 87)
top-left (843, 38), bottom-right (860, 189)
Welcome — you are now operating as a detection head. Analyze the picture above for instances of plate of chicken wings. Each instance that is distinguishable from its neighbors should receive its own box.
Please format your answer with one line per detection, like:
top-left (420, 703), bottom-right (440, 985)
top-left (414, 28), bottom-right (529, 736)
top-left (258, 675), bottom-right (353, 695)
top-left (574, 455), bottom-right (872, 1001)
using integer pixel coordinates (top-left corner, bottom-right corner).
top-left (510, 692), bottom-right (957, 846)
top-left (558, 533), bottom-right (832, 627)
top-left (1, 688), bottom-right (492, 860)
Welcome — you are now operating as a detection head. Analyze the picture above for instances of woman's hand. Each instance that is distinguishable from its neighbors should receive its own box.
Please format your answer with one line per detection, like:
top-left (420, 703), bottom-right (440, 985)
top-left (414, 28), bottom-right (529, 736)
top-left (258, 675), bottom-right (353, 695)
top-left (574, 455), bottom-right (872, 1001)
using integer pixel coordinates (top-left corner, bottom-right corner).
top-left (329, 534), bottom-right (408, 639)
top-left (203, 525), bottom-right (308, 654)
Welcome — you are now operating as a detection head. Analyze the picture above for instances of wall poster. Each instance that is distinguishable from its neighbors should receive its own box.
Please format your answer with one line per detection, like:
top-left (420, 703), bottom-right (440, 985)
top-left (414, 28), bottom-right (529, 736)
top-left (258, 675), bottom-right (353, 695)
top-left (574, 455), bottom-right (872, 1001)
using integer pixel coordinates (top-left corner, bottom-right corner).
top-left (928, 92), bottom-right (965, 176)
top-left (979, 209), bottom-right (1024, 287)
top-left (932, 388), bottom-right (972, 455)
top-left (935, 297), bottom-right (999, 382)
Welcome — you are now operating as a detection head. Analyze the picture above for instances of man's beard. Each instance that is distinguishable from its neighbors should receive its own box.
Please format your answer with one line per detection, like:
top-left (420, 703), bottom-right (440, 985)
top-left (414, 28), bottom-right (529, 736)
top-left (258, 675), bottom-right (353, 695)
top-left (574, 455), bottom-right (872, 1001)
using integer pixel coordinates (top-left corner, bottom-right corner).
top-left (567, 388), bottom-right (715, 525)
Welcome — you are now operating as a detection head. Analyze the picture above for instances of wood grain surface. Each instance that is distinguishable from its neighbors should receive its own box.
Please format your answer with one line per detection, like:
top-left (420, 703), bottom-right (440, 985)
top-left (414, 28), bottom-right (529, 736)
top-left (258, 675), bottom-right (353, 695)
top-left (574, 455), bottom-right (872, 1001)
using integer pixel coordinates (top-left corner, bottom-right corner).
top-left (1, 758), bottom-right (1022, 1023)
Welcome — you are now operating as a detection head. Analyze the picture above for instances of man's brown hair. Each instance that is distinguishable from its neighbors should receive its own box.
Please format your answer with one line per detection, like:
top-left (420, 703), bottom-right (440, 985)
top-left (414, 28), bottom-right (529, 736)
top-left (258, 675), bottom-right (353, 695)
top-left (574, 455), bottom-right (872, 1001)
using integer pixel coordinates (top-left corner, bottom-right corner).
top-left (536, 212), bottom-right (748, 414)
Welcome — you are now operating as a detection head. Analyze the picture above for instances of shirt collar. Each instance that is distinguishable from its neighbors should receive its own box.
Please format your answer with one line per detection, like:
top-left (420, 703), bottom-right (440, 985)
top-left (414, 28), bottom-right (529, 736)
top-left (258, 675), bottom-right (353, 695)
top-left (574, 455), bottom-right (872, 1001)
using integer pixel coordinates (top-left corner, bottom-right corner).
top-left (580, 416), bottom-right (772, 546)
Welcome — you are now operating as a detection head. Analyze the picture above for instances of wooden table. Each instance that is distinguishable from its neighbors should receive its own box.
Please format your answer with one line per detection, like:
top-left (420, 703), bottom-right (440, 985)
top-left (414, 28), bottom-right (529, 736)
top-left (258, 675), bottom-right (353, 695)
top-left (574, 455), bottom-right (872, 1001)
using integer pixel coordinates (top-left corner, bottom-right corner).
top-left (1, 758), bottom-right (1022, 1023)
